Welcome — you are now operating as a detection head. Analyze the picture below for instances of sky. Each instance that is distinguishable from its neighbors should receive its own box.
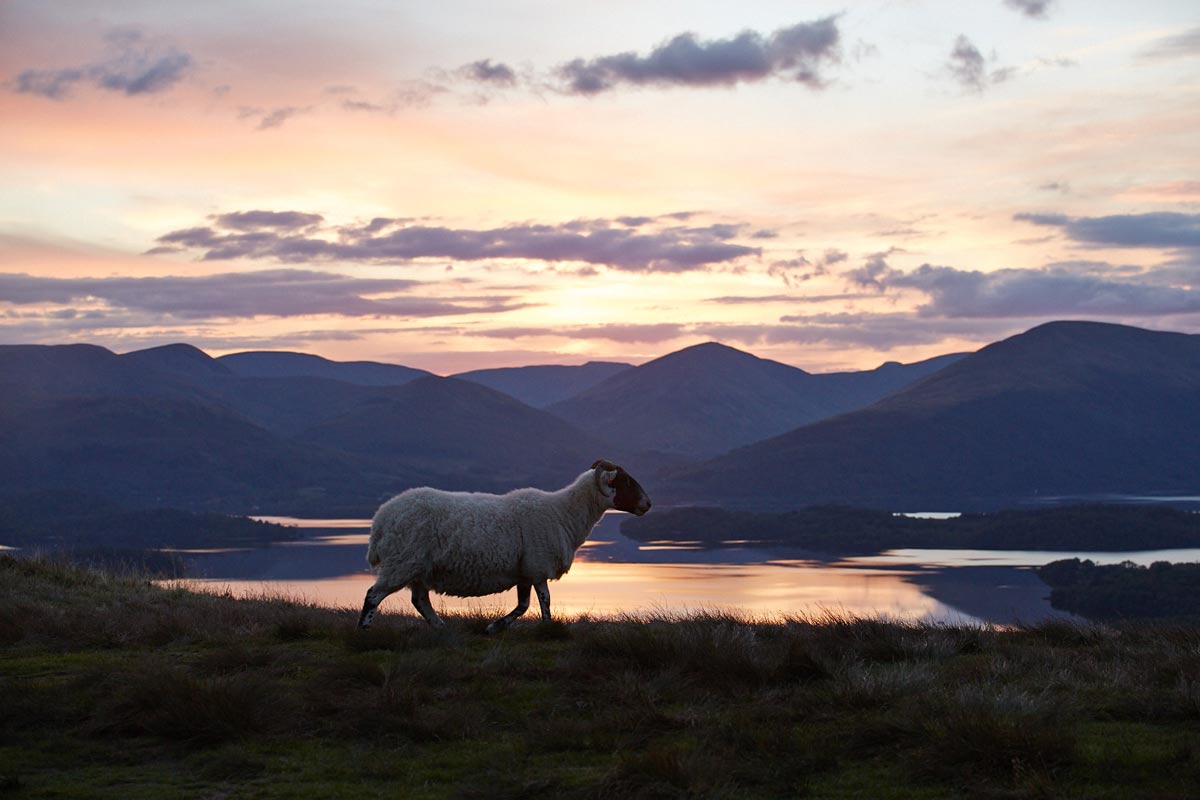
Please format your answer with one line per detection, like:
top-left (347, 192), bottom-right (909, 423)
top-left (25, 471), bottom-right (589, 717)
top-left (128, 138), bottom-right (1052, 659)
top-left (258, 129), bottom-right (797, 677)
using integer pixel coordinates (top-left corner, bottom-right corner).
top-left (1, 1), bottom-right (1198, 374)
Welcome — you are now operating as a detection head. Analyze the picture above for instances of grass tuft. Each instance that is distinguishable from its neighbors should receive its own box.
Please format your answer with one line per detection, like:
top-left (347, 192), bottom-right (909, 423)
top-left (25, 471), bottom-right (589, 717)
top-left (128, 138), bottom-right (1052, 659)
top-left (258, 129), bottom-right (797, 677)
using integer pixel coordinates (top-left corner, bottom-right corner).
top-left (88, 661), bottom-right (295, 745)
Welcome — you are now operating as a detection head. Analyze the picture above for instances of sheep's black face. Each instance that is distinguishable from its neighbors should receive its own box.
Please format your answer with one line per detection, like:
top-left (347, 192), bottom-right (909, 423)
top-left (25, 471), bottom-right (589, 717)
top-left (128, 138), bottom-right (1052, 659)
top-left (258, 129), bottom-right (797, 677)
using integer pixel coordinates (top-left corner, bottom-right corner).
top-left (593, 459), bottom-right (652, 516)
top-left (612, 469), bottom-right (652, 516)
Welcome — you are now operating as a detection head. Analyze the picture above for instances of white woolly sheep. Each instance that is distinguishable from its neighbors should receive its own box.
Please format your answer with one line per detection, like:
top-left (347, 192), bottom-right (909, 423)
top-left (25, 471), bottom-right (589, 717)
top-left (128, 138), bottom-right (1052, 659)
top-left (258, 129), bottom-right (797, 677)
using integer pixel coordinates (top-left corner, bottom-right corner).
top-left (357, 459), bottom-right (651, 633)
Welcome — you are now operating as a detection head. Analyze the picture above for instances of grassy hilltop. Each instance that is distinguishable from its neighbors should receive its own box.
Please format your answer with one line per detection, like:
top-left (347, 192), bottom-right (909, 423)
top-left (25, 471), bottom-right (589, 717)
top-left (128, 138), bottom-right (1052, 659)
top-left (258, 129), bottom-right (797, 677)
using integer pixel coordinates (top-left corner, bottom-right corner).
top-left (1, 555), bottom-right (1199, 799)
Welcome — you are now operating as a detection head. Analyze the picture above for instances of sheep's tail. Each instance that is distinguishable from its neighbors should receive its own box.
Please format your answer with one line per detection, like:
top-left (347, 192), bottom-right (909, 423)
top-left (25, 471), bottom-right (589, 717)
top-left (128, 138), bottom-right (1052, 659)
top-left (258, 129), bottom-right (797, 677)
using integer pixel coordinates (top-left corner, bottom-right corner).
top-left (366, 519), bottom-right (383, 568)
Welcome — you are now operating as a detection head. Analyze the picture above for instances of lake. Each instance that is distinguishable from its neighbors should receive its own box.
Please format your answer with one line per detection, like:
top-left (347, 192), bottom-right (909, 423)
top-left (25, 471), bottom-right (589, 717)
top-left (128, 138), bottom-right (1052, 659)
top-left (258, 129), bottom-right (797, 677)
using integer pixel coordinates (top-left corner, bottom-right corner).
top-left (163, 513), bottom-right (1200, 625)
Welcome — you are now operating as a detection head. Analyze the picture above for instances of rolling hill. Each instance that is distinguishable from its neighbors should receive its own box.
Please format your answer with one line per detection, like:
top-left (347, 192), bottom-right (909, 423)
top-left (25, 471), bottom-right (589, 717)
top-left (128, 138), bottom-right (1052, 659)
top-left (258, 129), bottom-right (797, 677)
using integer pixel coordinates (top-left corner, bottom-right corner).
top-left (667, 321), bottom-right (1200, 509)
top-left (300, 375), bottom-right (620, 492)
top-left (452, 361), bottom-right (631, 407)
top-left (0, 344), bottom-right (627, 513)
top-left (218, 350), bottom-right (431, 385)
top-left (549, 342), bottom-right (964, 457)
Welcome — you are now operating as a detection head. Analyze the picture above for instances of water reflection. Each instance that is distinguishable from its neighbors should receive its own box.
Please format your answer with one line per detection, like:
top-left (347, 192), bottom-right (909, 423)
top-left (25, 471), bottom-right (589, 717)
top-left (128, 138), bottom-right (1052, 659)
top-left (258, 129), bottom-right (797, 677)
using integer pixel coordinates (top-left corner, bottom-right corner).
top-left (152, 513), bottom-right (1167, 625)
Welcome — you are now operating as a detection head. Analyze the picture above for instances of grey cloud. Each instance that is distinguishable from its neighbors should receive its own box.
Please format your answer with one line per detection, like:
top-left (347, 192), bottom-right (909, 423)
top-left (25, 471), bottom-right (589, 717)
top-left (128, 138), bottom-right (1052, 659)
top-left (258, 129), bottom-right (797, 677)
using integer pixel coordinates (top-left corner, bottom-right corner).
top-left (0, 270), bottom-right (525, 319)
top-left (11, 68), bottom-right (86, 100)
top-left (214, 211), bottom-right (324, 231)
top-left (1003, 0), bottom-right (1055, 19)
top-left (947, 35), bottom-right (991, 92)
top-left (256, 106), bottom-right (309, 130)
top-left (10, 28), bottom-right (193, 100)
top-left (462, 59), bottom-right (518, 87)
top-left (768, 248), bottom-right (847, 287)
top-left (884, 263), bottom-right (1200, 318)
top-left (1014, 212), bottom-right (1070, 226)
top-left (845, 250), bottom-right (900, 291)
top-left (1138, 26), bottom-right (1200, 60)
top-left (152, 213), bottom-right (761, 272)
top-left (822, 249), bottom-right (849, 266)
top-left (1015, 212), bottom-right (1200, 248)
top-left (556, 16), bottom-right (841, 95)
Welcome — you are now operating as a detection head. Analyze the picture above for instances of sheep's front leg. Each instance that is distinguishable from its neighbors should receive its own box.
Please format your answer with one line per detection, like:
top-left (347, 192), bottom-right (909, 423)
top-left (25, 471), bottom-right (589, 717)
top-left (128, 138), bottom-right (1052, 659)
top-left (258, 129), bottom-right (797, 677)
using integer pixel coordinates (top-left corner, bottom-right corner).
top-left (485, 583), bottom-right (531, 635)
top-left (410, 580), bottom-right (446, 628)
top-left (534, 581), bottom-right (551, 621)
top-left (358, 580), bottom-right (399, 630)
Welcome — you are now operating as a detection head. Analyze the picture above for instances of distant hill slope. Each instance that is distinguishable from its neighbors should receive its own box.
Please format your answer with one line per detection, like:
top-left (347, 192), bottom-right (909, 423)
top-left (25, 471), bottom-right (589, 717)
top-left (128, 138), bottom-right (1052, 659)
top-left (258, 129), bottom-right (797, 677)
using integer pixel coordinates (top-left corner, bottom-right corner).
top-left (453, 361), bottom-right (632, 408)
top-left (301, 376), bottom-right (621, 492)
top-left (218, 350), bottom-right (431, 386)
top-left (0, 344), bottom-right (628, 513)
top-left (668, 321), bottom-right (1200, 509)
top-left (549, 342), bottom-right (965, 458)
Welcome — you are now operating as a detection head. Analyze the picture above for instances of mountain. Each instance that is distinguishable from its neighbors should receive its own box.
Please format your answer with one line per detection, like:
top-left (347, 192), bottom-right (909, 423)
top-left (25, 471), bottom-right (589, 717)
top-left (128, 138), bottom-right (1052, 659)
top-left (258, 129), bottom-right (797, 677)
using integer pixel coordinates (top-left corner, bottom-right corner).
top-left (667, 321), bottom-right (1200, 509)
top-left (0, 344), bottom-right (384, 511)
top-left (0, 343), bottom-right (634, 514)
top-left (218, 350), bottom-right (431, 386)
top-left (453, 361), bottom-right (632, 408)
top-left (549, 342), bottom-right (966, 458)
top-left (301, 376), bottom-right (619, 492)
top-left (122, 343), bottom-right (234, 379)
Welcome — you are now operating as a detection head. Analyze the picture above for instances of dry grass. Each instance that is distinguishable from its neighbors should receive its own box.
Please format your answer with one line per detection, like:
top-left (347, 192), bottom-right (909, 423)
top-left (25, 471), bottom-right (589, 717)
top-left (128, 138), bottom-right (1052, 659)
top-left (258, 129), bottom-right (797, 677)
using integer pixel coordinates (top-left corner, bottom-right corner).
top-left (3, 553), bottom-right (1200, 798)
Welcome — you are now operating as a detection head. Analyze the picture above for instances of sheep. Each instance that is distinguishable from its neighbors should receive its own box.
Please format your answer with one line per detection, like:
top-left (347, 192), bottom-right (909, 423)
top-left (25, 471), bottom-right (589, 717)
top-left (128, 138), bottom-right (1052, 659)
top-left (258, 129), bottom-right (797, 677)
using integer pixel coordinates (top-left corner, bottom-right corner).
top-left (357, 459), bottom-right (651, 633)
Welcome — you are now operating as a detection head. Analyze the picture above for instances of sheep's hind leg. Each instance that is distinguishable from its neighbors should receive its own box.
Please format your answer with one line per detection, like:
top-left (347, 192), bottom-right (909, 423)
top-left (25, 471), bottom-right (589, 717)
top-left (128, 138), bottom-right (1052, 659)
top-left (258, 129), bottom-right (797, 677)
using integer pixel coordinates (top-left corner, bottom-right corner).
top-left (409, 580), bottom-right (446, 628)
top-left (485, 583), bottom-right (531, 634)
top-left (534, 581), bottom-right (552, 621)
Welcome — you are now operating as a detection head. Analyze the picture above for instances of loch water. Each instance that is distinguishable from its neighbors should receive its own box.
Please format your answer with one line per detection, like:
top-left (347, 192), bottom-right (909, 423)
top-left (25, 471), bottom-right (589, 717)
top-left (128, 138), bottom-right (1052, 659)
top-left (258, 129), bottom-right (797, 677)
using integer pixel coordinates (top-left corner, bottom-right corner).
top-left (161, 513), bottom-right (1200, 625)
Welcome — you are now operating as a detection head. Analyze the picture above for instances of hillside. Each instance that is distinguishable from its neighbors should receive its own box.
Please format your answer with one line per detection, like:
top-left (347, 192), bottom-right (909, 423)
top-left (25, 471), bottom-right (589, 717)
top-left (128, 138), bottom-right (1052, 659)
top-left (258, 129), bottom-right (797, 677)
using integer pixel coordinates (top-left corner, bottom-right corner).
top-left (2, 555), bottom-right (1196, 799)
top-left (668, 321), bottom-right (1200, 508)
top-left (301, 376), bottom-right (620, 492)
top-left (218, 350), bottom-right (431, 385)
top-left (453, 360), bottom-right (631, 407)
top-left (550, 342), bottom-right (965, 457)
top-left (0, 344), bottom-right (623, 513)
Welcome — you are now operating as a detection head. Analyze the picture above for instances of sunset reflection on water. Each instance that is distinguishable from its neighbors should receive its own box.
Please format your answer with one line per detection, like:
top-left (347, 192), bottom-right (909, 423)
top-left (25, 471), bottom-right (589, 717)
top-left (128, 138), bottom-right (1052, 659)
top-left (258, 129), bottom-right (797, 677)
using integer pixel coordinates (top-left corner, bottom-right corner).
top-left (164, 514), bottom-right (1033, 624)
top-left (174, 556), bottom-right (954, 622)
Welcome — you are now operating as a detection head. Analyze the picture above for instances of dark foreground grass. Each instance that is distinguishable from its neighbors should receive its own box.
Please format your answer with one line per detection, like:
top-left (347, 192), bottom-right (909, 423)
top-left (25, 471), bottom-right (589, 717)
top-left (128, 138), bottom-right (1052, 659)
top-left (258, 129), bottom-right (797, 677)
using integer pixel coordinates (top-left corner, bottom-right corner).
top-left (2, 554), bottom-right (1199, 799)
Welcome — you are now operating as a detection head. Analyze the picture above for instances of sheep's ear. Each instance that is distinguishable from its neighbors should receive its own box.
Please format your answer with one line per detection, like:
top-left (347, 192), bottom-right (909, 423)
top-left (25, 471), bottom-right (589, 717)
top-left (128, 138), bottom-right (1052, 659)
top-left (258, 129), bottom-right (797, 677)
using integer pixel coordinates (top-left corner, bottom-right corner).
top-left (597, 469), bottom-right (618, 497)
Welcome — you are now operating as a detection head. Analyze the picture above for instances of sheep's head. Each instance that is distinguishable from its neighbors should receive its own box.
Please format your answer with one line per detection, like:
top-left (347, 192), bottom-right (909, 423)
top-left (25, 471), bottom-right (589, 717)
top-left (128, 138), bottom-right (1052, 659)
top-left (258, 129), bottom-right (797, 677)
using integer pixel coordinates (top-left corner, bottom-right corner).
top-left (592, 459), bottom-right (652, 516)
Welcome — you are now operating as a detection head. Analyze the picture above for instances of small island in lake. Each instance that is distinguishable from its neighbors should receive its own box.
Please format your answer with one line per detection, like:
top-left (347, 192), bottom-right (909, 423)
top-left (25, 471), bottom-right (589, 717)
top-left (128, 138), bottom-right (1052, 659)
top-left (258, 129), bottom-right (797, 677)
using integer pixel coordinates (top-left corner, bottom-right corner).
top-left (1038, 558), bottom-right (1200, 620)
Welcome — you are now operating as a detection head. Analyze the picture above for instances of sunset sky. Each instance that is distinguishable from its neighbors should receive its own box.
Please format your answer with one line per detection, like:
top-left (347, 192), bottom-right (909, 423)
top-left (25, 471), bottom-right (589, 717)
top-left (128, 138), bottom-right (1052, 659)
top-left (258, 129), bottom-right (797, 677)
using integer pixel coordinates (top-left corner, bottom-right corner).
top-left (1, 1), bottom-right (1197, 373)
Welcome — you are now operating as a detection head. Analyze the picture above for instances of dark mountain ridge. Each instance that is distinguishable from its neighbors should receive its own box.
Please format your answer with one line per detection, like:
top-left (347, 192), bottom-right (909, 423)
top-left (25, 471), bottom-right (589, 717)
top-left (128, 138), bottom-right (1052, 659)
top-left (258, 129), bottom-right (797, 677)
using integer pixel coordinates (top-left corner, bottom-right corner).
top-left (668, 321), bottom-right (1200, 509)
top-left (550, 341), bottom-right (965, 457)
top-left (0, 343), bottom-right (632, 513)
top-left (218, 350), bottom-right (431, 386)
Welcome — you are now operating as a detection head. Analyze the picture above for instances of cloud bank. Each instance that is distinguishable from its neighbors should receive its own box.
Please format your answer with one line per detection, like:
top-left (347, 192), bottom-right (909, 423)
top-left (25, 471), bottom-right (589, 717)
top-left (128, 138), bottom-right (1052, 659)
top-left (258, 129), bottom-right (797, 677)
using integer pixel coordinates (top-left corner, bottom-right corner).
top-left (1015, 212), bottom-right (1200, 248)
top-left (10, 28), bottom-right (193, 100)
top-left (554, 16), bottom-right (841, 95)
top-left (0, 270), bottom-right (523, 319)
top-left (150, 212), bottom-right (761, 272)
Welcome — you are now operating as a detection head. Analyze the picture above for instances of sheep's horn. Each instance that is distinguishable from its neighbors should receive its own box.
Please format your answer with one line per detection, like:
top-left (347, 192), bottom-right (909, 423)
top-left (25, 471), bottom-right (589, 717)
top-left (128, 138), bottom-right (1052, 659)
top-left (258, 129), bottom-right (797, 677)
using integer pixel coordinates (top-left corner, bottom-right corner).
top-left (591, 459), bottom-right (620, 472)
